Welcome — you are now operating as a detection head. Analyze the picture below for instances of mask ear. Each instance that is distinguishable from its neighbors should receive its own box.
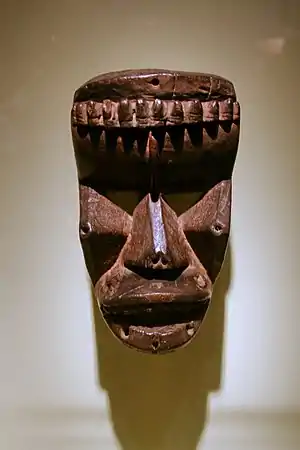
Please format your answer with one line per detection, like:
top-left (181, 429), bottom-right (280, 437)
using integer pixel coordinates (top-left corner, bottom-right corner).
top-left (179, 181), bottom-right (231, 282)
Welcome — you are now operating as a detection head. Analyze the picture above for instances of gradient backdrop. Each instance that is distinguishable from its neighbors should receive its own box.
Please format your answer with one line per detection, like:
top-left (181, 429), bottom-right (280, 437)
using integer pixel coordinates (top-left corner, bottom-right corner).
top-left (1, 1), bottom-right (299, 449)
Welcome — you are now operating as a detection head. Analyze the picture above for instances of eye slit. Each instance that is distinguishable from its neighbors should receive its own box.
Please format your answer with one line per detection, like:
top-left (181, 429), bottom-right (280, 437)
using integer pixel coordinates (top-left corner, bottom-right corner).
top-left (104, 190), bottom-right (143, 215)
top-left (162, 192), bottom-right (202, 215)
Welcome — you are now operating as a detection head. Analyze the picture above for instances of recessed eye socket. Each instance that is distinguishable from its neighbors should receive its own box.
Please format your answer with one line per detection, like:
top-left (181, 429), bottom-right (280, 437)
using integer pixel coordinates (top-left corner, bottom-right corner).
top-left (162, 192), bottom-right (203, 216)
top-left (104, 190), bottom-right (145, 215)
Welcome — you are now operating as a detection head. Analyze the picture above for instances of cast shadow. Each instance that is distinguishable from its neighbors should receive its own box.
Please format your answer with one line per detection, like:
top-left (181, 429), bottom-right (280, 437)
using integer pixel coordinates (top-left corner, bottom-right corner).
top-left (91, 244), bottom-right (232, 450)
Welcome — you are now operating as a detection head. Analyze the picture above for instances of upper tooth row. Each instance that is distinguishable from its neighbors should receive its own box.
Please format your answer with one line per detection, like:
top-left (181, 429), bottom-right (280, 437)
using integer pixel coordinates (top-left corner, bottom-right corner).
top-left (71, 98), bottom-right (240, 127)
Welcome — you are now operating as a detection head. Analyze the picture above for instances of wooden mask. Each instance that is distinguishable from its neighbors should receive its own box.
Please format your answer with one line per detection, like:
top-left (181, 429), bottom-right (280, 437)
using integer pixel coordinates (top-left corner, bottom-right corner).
top-left (71, 69), bottom-right (240, 354)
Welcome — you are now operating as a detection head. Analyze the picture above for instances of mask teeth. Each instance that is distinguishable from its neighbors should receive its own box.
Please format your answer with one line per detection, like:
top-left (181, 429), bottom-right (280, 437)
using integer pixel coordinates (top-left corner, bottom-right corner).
top-left (136, 99), bottom-right (149, 127)
top-left (75, 102), bottom-right (87, 125)
top-left (166, 101), bottom-right (184, 126)
top-left (71, 104), bottom-right (77, 125)
top-left (80, 119), bottom-right (238, 156)
top-left (118, 99), bottom-right (133, 127)
top-left (233, 101), bottom-right (240, 121)
top-left (150, 99), bottom-right (167, 126)
top-left (185, 100), bottom-right (203, 123)
top-left (202, 101), bottom-right (219, 122)
top-left (219, 98), bottom-right (233, 121)
top-left (72, 99), bottom-right (240, 127)
top-left (103, 100), bottom-right (119, 127)
top-left (87, 101), bottom-right (103, 126)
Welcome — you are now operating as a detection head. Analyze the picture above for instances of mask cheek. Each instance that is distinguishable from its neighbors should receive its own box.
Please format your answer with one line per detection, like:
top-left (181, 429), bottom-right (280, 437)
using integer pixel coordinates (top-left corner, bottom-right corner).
top-left (80, 233), bottom-right (128, 286)
top-left (182, 229), bottom-right (229, 283)
top-left (79, 185), bottom-right (132, 286)
top-left (179, 181), bottom-right (232, 283)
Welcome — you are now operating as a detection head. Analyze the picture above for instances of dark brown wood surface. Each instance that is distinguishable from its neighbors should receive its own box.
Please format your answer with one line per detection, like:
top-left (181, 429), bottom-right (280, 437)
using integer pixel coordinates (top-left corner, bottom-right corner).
top-left (71, 69), bottom-right (240, 354)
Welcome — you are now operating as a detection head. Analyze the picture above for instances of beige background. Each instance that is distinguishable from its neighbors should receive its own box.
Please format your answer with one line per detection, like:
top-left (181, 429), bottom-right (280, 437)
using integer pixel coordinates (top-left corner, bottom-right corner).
top-left (1, 1), bottom-right (300, 449)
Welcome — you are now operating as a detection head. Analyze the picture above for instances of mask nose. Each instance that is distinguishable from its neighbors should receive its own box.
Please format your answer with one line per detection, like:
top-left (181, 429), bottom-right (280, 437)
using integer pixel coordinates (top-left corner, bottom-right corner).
top-left (148, 195), bottom-right (167, 255)
top-left (121, 193), bottom-right (191, 281)
top-left (124, 195), bottom-right (189, 281)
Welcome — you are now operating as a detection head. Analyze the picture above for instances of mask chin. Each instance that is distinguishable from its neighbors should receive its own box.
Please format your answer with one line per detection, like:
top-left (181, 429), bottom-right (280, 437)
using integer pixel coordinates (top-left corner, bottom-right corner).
top-left (106, 317), bottom-right (208, 354)
top-left (101, 292), bottom-right (210, 354)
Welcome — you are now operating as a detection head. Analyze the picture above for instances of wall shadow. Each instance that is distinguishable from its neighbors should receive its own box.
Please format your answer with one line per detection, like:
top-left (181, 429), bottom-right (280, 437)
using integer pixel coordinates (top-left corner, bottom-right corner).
top-left (91, 244), bottom-right (232, 450)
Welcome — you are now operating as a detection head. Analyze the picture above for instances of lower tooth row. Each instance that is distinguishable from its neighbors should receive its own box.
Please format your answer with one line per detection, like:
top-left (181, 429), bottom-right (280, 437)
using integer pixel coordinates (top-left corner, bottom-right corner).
top-left (72, 98), bottom-right (240, 127)
top-left (73, 126), bottom-right (238, 155)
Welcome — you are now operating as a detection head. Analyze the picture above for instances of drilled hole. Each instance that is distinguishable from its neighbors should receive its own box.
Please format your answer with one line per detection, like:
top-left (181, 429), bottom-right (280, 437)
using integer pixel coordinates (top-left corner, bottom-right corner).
top-left (120, 325), bottom-right (130, 339)
top-left (186, 322), bottom-right (195, 337)
top-left (152, 339), bottom-right (160, 350)
top-left (212, 223), bottom-right (223, 235)
top-left (150, 78), bottom-right (160, 86)
top-left (80, 222), bottom-right (92, 236)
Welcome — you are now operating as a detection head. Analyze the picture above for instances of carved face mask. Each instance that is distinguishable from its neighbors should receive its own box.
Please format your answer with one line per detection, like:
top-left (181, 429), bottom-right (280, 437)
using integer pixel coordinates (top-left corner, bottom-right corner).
top-left (71, 69), bottom-right (240, 354)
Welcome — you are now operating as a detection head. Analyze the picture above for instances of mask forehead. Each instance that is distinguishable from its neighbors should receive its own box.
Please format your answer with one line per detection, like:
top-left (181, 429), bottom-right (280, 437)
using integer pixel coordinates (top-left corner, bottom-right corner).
top-left (71, 68), bottom-right (240, 354)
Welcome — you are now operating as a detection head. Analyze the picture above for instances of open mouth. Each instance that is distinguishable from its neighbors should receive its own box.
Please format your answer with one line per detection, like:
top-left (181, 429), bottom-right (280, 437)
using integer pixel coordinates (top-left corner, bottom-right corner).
top-left (102, 304), bottom-right (210, 353)
top-left (101, 299), bottom-right (209, 326)
top-left (100, 289), bottom-right (210, 354)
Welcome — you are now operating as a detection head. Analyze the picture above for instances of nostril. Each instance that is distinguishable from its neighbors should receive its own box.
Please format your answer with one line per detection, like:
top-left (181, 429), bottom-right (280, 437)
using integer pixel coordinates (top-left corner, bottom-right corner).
top-left (152, 254), bottom-right (160, 265)
top-left (160, 254), bottom-right (169, 266)
top-left (151, 251), bottom-right (170, 266)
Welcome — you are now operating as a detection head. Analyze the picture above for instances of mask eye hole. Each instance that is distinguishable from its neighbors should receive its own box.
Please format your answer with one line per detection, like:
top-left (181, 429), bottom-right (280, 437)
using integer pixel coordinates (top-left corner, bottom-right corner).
top-left (162, 192), bottom-right (202, 216)
top-left (104, 191), bottom-right (143, 215)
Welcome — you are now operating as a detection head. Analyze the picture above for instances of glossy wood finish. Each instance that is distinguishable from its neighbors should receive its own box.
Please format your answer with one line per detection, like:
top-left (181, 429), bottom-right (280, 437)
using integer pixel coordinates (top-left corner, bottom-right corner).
top-left (71, 69), bottom-right (241, 354)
